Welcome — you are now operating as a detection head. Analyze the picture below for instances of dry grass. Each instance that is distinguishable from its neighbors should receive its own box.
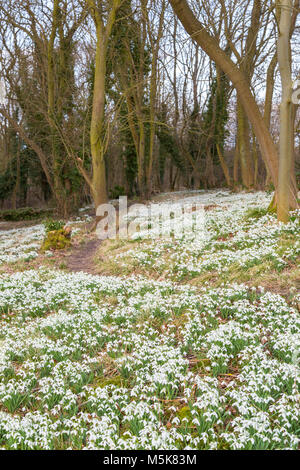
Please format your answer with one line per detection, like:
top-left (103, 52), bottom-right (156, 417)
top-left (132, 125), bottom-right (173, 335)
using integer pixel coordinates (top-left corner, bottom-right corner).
top-left (190, 260), bottom-right (300, 301)
top-left (93, 238), bottom-right (156, 277)
top-left (91, 231), bottom-right (300, 302)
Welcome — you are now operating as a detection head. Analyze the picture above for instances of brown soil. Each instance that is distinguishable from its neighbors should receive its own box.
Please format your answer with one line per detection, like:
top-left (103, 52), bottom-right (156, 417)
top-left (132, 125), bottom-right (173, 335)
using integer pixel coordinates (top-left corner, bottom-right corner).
top-left (66, 237), bottom-right (102, 274)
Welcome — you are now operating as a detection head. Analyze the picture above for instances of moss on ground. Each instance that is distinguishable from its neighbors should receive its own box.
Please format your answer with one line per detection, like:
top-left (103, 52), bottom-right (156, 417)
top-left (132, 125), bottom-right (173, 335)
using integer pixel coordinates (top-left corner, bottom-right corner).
top-left (41, 229), bottom-right (71, 252)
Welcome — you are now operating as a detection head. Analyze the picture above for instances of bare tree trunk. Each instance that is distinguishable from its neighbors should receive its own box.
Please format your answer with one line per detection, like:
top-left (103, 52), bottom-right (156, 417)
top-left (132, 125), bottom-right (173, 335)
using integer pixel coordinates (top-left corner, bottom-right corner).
top-left (47, 0), bottom-right (67, 214)
top-left (264, 53), bottom-right (277, 187)
top-left (237, 98), bottom-right (254, 188)
top-left (276, 0), bottom-right (297, 221)
top-left (216, 144), bottom-right (232, 187)
top-left (233, 141), bottom-right (239, 187)
top-left (146, 0), bottom-right (166, 197)
top-left (87, 0), bottom-right (120, 213)
top-left (137, 117), bottom-right (146, 197)
top-left (236, 0), bottom-right (261, 188)
top-left (264, 53), bottom-right (277, 129)
top-left (90, 29), bottom-right (108, 209)
top-left (11, 142), bottom-right (21, 209)
top-left (252, 131), bottom-right (259, 187)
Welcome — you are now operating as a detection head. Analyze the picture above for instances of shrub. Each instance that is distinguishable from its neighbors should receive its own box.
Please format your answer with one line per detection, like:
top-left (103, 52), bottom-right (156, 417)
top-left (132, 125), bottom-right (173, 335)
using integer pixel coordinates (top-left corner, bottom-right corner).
top-left (43, 219), bottom-right (65, 233)
top-left (0, 208), bottom-right (53, 222)
top-left (41, 228), bottom-right (71, 252)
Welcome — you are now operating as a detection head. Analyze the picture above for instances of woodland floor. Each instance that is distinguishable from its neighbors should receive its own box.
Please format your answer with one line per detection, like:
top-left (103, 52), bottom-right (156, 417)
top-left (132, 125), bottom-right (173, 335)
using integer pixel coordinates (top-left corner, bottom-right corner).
top-left (66, 238), bottom-right (102, 274)
top-left (0, 189), bottom-right (299, 450)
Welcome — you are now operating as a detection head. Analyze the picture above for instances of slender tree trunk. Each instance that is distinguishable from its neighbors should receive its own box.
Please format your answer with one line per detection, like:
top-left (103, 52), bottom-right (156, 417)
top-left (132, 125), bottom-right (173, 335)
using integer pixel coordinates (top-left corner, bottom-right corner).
top-left (137, 117), bottom-right (146, 197)
top-left (264, 53), bottom-right (277, 129)
top-left (252, 132), bottom-right (259, 187)
top-left (216, 144), bottom-right (232, 187)
top-left (237, 98), bottom-right (254, 188)
top-left (233, 141), bottom-right (239, 186)
top-left (264, 54), bottom-right (277, 188)
top-left (205, 145), bottom-right (216, 187)
top-left (12, 143), bottom-right (21, 210)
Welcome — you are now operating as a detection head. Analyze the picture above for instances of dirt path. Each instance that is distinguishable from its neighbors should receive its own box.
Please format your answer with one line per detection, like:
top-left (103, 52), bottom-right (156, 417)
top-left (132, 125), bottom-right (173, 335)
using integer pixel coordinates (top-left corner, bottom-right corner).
top-left (0, 220), bottom-right (42, 231)
top-left (66, 238), bottom-right (101, 275)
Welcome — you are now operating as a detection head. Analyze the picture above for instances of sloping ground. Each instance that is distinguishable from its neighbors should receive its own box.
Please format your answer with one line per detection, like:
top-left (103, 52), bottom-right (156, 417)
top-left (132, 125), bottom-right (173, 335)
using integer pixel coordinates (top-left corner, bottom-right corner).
top-left (0, 190), bottom-right (299, 450)
top-left (95, 191), bottom-right (300, 294)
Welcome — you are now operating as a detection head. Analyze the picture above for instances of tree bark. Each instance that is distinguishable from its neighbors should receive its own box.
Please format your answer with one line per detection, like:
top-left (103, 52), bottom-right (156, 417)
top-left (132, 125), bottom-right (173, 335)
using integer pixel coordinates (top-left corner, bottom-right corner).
top-left (264, 53), bottom-right (277, 129)
top-left (87, 0), bottom-right (120, 212)
top-left (237, 98), bottom-right (254, 188)
top-left (216, 144), bottom-right (232, 187)
top-left (90, 28), bottom-right (108, 208)
top-left (276, 0), bottom-right (297, 221)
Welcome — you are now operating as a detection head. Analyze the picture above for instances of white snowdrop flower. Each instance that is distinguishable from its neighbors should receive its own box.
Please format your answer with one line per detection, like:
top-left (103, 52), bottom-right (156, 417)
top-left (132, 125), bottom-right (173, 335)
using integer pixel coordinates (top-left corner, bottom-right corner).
top-left (0, 192), bottom-right (298, 450)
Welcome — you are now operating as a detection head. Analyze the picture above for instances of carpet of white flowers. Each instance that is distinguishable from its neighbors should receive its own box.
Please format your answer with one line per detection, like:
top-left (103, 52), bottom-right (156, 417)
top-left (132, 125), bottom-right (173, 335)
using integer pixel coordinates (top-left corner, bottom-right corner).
top-left (0, 224), bottom-right (45, 265)
top-left (117, 191), bottom-right (300, 280)
top-left (0, 214), bottom-right (92, 266)
top-left (0, 191), bottom-right (299, 450)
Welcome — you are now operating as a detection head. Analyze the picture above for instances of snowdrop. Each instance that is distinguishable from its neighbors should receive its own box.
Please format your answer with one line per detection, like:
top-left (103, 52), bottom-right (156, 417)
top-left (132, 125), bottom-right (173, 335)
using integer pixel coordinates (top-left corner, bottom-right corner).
top-left (0, 191), bottom-right (299, 450)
